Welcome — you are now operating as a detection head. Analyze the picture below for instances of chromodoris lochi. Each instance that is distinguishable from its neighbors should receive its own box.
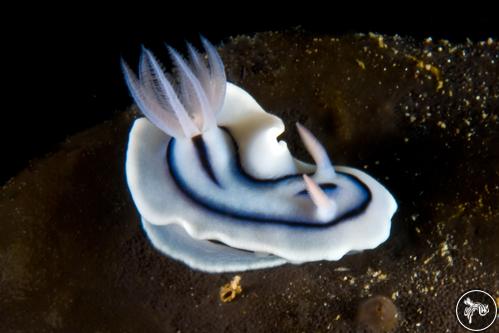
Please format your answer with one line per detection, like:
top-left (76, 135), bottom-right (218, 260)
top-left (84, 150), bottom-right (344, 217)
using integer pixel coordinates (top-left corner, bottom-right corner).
top-left (122, 38), bottom-right (397, 272)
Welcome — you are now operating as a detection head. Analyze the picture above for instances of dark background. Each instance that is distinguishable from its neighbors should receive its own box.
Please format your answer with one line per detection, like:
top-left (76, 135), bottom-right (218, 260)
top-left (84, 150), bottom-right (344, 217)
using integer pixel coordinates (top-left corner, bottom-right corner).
top-left (3, 7), bottom-right (497, 184)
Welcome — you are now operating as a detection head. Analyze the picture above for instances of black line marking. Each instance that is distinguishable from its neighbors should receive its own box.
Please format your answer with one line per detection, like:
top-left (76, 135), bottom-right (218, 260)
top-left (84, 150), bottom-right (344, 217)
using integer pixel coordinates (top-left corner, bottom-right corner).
top-left (191, 135), bottom-right (221, 187)
top-left (166, 130), bottom-right (372, 228)
top-left (296, 183), bottom-right (338, 196)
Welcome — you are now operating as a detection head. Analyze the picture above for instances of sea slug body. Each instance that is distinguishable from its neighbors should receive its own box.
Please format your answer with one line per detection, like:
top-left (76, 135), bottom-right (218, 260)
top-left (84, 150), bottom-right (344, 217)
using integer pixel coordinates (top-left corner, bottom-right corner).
top-left (122, 38), bottom-right (398, 272)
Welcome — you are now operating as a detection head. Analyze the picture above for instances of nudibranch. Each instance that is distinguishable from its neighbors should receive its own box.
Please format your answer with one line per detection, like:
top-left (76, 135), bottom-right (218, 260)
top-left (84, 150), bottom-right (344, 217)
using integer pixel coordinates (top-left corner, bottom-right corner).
top-left (122, 38), bottom-right (397, 273)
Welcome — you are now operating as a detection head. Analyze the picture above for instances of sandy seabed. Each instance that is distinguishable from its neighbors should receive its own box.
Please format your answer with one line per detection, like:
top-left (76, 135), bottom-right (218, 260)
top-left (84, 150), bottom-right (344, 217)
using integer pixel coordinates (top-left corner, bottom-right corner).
top-left (1, 31), bottom-right (498, 332)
